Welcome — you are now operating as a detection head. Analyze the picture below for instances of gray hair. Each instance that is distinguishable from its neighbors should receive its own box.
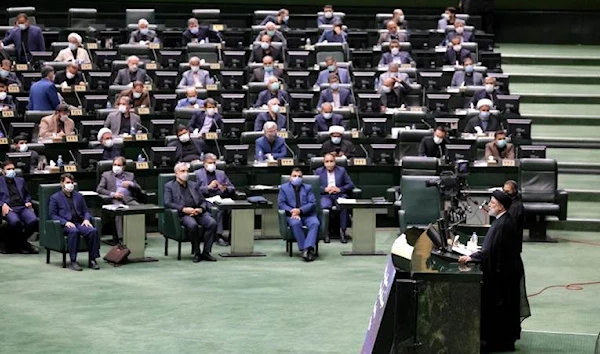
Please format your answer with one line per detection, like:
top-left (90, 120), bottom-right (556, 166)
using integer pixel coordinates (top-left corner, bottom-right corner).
top-left (174, 162), bottom-right (189, 173)
top-left (126, 55), bottom-right (139, 64)
top-left (138, 18), bottom-right (149, 26)
top-left (263, 121), bottom-right (277, 131)
top-left (187, 18), bottom-right (198, 26)
top-left (113, 156), bottom-right (127, 166)
top-left (204, 153), bottom-right (217, 161)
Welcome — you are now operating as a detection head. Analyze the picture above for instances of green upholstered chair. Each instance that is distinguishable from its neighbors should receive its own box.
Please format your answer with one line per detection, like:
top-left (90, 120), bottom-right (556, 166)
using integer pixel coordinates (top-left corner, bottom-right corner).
top-left (38, 183), bottom-right (102, 268)
top-left (397, 175), bottom-right (442, 234)
top-left (387, 156), bottom-right (439, 202)
top-left (309, 156), bottom-right (363, 198)
top-left (277, 175), bottom-right (329, 257)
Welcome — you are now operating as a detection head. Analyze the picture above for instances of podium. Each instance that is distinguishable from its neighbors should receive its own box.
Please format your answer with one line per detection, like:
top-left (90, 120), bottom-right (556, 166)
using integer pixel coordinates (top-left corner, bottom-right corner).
top-left (215, 200), bottom-right (273, 257)
top-left (336, 199), bottom-right (392, 256)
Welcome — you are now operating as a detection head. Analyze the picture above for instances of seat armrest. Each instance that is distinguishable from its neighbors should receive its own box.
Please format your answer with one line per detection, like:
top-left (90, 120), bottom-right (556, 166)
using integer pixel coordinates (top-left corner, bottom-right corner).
top-left (351, 187), bottom-right (362, 199)
top-left (398, 209), bottom-right (407, 234)
top-left (40, 220), bottom-right (66, 250)
top-left (92, 217), bottom-right (102, 231)
top-left (277, 210), bottom-right (288, 238)
top-left (386, 186), bottom-right (400, 202)
top-left (556, 189), bottom-right (568, 221)
top-left (139, 190), bottom-right (156, 204)
top-left (320, 209), bottom-right (330, 240)
top-left (234, 191), bottom-right (247, 200)
top-left (97, 194), bottom-right (113, 204)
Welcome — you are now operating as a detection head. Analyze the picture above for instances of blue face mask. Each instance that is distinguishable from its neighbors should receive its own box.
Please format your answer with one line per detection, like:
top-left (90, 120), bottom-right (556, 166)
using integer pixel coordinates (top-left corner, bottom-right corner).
top-left (496, 139), bottom-right (507, 148)
top-left (291, 176), bottom-right (302, 186)
top-left (479, 111), bottom-right (490, 120)
top-left (264, 65), bottom-right (273, 72)
top-left (327, 65), bottom-right (336, 72)
top-left (5, 169), bottom-right (16, 179)
top-left (465, 65), bottom-right (474, 73)
top-left (190, 27), bottom-right (199, 34)
top-left (270, 82), bottom-right (280, 91)
top-left (331, 136), bottom-right (342, 144)
top-left (330, 82), bottom-right (339, 90)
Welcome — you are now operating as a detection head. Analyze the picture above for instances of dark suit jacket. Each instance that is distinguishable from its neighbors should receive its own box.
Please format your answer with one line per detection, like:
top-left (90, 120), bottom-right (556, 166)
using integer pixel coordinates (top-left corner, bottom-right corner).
top-left (317, 15), bottom-right (342, 26)
top-left (54, 70), bottom-right (85, 86)
top-left (254, 89), bottom-right (290, 108)
top-left (451, 71), bottom-right (484, 87)
top-left (255, 112), bottom-right (287, 131)
top-left (321, 139), bottom-right (357, 158)
top-left (464, 115), bottom-right (501, 133)
top-left (314, 113), bottom-right (344, 132)
top-left (164, 179), bottom-right (208, 216)
top-left (254, 30), bottom-right (287, 44)
top-left (444, 48), bottom-right (472, 65)
top-left (248, 46), bottom-right (283, 64)
top-left (1, 26), bottom-right (45, 63)
top-left (0, 176), bottom-right (31, 206)
top-left (250, 67), bottom-right (283, 83)
top-left (27, 79), bottom-right (60, 111)
top-left (443, 31), bottom-right (475, 46)
top-left (379, 82), bottom-right (410, 109)
top-left (316, 68), bottom-right (350, 85)
top-left (104, 111), bottom-right (142, 136)
top-left (318, 30), bottom-right (348, 43)
top-left (194, 169), bottom-right (235, 197)
top-left (167, 138), bottom-right (209, 162)
top-left (485, 141), bottom-right (515, 160)
top-left (102, 146), bottom-right (122, 160)
top-left (314, 166), bottom-right (354, 195)
top-left (96, 171), bottom-right (141, 203)
top-left (188, 111), bottom-right (224, 132)
top-left (255, 136), bottom-right (287, 159)
top-left (182, 28), bottom-right (221, 44)
top-left (278, 182), bottom-right (317, 217)
top-left (49, 190), bottom-right (92, 225)
top-left (0, 95), bottom-right (16, 110)
top-left (383, 19), bottom-right (409, 29)
top-left (117, 88), bottom-right (151, 108)
top-left (378, 51), bottom-right (413, 66)
top-left (0, 72), bottom-right (22, 86)
top-left (419, 136), bottom-right (447, 158)
top-left (260, 15), bottom-right (288, 28)
top-left (129, 30), bottom-right (159, 44)
top-left (317, 88), bottom-right (353, 107)
top-left (470, 89), bottom-right (502, 107)
top-left (113, 68), bottom-right (151, 85)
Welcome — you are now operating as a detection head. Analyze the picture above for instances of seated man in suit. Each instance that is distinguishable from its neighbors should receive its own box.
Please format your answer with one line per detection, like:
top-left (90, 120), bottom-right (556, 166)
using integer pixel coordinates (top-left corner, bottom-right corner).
top-left (169, 125), bottom-right (210, 162)
top-left (248, 34), bottom-right (284, 64)
top-left (0, 83), bottom-right (16, 110)
top-left (278, 167), bottom-right (320, 262)
top-left (165, 162), bottom-right (217, 262)
top-left (444, 36), bottom-right (472, 66)
top-left (28, 66), bottom-right (60, 111)
top-left (104, 96), bottom-right (142, 136)
top-left (117, 81), bottom-right (150, 108)
top-left (384, 9), bottom-right (409, 29)
top-left (255, 121), bottom-right (287, 161)
top-left (314, 102), bottom-right (344, 132)
top-left (188, 98), bottom-right (224, 134)
top-left (321, 125), bottom-right (357, 158)
top-left (253, 76), bottom-right (290, 107)
top-left (11, 134), bottom-right (39, 173)
top-left (113, 56), bottom-right (152, 85)
top-left (182, 17), bottom-right (220, 45)
top-left (250, 56), bottom-right (283, 83)
top-left (195, 153), bottom-right (235, 246)
top-left (315, 153), bottom-right (355, 243)
top-left (451, 57), bottom-right (483, 87)
top-left (0, 13), bottom-right (45, 64)
top-left (419, 126), bottom-right (448, 158)
top-left (176, 87), bottom-right (204, 108)
top-left (485, 130), bottom-right (515, 161)
top-left (38, 104), bottom-right (76, 139)
top-left (54, 62), bottom-right (86, 87)
top-left (443, 20), bottom-right (474, 46)
top-left (255, 98), bottom-right (286, 131)
top-left (0, 160), bottom-right (38, 254)
top-left (254, 22), bottom-right (287, 45)
top-left (378, 20), bottom-right (408, 45)
top-left (438, 7), bottom-right (457, 29)
top-left (318, 21), bottom-right (348, 43)
top-left (464, 98), bottom-right (501, 134)
top-left (129, 18), bottom-right (160, 44)
top-left (377, 63), bottom-right (411, 90)
top-left (0, 59), bottom-right (21, 86)
top-left (316, 56), bottom-right (351, 85)
top-left (317, 74), bottom-right (353, 108)
top-left (378, 40), bottom-right (413, 66)
top-left (318, 5), bottom-right (341, 26)
top-left (470, 76), bottom-right (502, 108)
top-left (178, 56), bottom-right (214, 88)
top-left (54, 32), bottom-right (91, 63)
top-left (96, 156), bottom-right (142, 241)
top-left (49, 173), bottom-right (101, 271)
top-left (379, 77), bottom-right (411, 111)
top-left (97, 128), bottom-right (122, 160)
top-left (260, 8), bottom-right (290, 28)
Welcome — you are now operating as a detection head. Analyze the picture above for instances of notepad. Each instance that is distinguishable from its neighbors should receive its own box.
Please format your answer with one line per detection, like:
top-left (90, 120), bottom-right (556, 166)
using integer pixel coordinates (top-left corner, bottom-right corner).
top-left (337, 198), bottom-right (357, 204)
top-left (102, 204), bottom-right (129, 210)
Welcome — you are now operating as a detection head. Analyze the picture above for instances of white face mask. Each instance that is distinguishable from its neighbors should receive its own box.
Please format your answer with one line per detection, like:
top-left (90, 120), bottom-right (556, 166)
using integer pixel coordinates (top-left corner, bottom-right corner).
top-left (63, 183), bottom-right (75, 193)
top-left (19, 143), bottom-right (28, 152)
top-left (442, 13), bottom-right (450, 21)
top-left (179, 133), bottom-right (191, 143)
top-left (178, 172), bottom-right (189, 181)
top-left (112, 166), bottom-right (123, 175)
top-left (390, 47), bottom-right (400, 56)
top-left (0, 92), bottom-right (6, 100)
top-left (206, 108), bottom-right (216, 116)
top-left (66, 72), bottom-right (75, 79)
top-left (103, 139), bottom-right (114, 148)
top-left (399, 15), bottom-right (405, 22)
top-left (270, 105), bottom-right (280, 114)
top-left (68, 43), bottom-right (78, 51)
top-left (455, 27), bottom-right (464, 34)
top-left (18, 24), bottom-right (28, 31)
top-left (60, 114), bottom-right (69, 122)
top-left (324, 11), bottom-right (333, 19)
top-left (118, 105), bottom-right (128, 113)
top-left (129, 64), bottom-right (138, 72)
top-left (382, 86), bottom-right (392, 93)
top-left (133, 92), bottom-right (142, 99)
top-left (323, 112), bottom-right (332, 119)
top-left (485, 84), bottom-right (495, 93)
top-left (190, 65), bottom-right (200, 72)
top-left (433, 136), bottom-right (444, 145)
top-left (260, 42), bottom-right (270, 50)
top-left (453, 44), bottom-right (462, 52)
top-left (205, 163), bottom-right (216, 173)
top-left (140, 28), bottom-right (149, 35)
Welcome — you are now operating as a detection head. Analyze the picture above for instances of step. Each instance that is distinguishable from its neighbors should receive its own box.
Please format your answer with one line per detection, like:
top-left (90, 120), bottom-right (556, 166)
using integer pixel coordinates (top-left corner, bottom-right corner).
top-left (567, 201), bottom-right (600, 219)
top-left (550, 148), bottom-right (600, 163)
top-left (534, 138), bottom-right (600, 149)
top-left (498, 44), bottom-right (600, 66)
top-left (532, 125), bottom-right (600, 140)
top-left (564, 189), bottom-right (600, 202)
top-left (520, 103), bottom-right (600, 125)
top-left (548, 218), bottom-right (600, 232)
top-left (503, 64), bottom-right (600, 85)
top-left (558, 174), bottom-right (600, 190)
top-left (558, 162), bottom-right (600, 175)
top-left (510, 83), bottom-right (600, 104)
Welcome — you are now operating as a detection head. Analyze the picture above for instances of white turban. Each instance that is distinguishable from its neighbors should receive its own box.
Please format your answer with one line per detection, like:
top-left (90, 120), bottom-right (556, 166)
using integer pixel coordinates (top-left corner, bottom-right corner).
top-left (97, 128), bottom-right (112, 142)
top-left (328, 125), bottom-right (345, 135)
top-left (67, 33), bottom-right (82, 44)
top-left (476, 98), bottom-right (493, 110)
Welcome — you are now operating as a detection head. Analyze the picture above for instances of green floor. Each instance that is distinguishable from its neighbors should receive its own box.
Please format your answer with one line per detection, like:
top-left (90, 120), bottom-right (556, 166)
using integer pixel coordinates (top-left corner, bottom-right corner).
top-left (0, 231), bottom-right (598, 354)
top-left (520, 103), bottom-right (600, 117)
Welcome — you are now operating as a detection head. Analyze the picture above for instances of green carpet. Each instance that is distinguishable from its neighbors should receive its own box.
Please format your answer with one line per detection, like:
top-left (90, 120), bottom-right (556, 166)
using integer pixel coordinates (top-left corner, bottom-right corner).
top-left (510, 83), bottom-right (600, 95)
top-left (520, 103), bottom-right (600, 117)
top-left (497, 44), bottom-right (600, 58)
top-left (1, 230), bottom-right (599, 354)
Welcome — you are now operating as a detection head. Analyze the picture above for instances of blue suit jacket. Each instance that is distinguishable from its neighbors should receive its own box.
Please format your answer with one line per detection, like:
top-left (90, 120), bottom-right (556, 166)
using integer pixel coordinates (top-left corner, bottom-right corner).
top-left (318, 30), bottom-right (348, 43)
top-left (27, 78), bottom-right (60, 111)
top-left (444, 48), bottom-right (472, 65)
top-left (254, 112), bottom-right (287, 131)
top-left (314, 113), bottom-right (344, 132)
top-left (451, 71), bottom-right (484, 87)
top-left (188, 111), bottom-right (224, 132)
top-left (194, 169), bottom-right (235, 197)
top-left (49, 191), bottom-right (92, 226)
top-left (177, 69), bottom-right (214, 88)
top-left (2, 26), bottom-right (45, 63)
top-left (176, 98), bottom-right (205, 108)
top-left (470, 89), bottom-right (502, 107)
top-left (164, 179), bottom-right (208, 216)
top-left (378, 51), bottom-right (413, 66)
top-left (254, 89), bottom-right (290, 108)
top-left (182, 28), bottom-right (220, 44)
top-left (314, 166), bottom-right (354, 195)
top-left (0, 176), bottom-right (31, 206)
top-left (317, 88), bottom-right (353, 107)
top-left (317, 15), bottom-right (342, 26)
top-left (316, 68), bottom-right (350, 85)
top-left (278, 182), bottom-right (317, 217)
top-left (255, 136), bottom-right (287, 159)
top-left (0, 95), bottom-right (16, 110)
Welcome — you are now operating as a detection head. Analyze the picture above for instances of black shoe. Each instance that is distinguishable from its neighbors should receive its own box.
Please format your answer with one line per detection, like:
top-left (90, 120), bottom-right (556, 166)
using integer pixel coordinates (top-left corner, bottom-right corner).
top-left (193, 254), bottom-right (202, 263)
top-left (216, 237), bottom-right (229, 247)
top-left (68, 262), bottom-right (83, 271)
top-left (324, 235), bottom-right (330, 243)
top-left (0, 245), bottom-right (13, 254)
top-left (19, 242), bottom-right (39, 254)
top-left (307, 249), bottom-right (316, 262)
top-left (88, 260), bottom-right (100, 270)
top-left (200, 253), bottom-right (217, 262)
top-left (339, 229), bottom-right (348, 244)
top-left (301, 249), bottom-right (309, 261)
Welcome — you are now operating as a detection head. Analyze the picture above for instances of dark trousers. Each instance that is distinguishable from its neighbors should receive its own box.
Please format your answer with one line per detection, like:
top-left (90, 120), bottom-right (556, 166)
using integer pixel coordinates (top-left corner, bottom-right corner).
top-left (181, 213), bottom-right (217, 255)
top-left (320, 194), bottom-right (349, 230)
top-left (64, 224), bottom-right (100, 262)
top-left (287, 215), bottom-right (320, 250)
top-left (207, 202), bottom-right (228, 235)
top-left (4, 206), bottom-right (38, 247)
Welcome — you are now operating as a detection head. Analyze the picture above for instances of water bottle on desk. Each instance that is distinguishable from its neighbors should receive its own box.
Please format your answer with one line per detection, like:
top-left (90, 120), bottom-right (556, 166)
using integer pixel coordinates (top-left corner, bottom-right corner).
top-left (57, 155), bottom-right (63, 167)
top-left (200, 152), bottom-right (205, 162)
top-left (130, 126), bottom-right (136, 135)
top-left (256, 150), bottom-right (264, 163)
top-left (137, 153), bottom-right (144, 162)
top-left (106, 101), bottom-right (111, 109)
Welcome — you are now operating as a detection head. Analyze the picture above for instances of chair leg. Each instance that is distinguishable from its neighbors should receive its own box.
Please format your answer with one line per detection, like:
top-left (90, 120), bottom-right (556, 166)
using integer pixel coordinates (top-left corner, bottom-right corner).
top-left (46, 248), bottom-right (50, 264)
top-left (62, 252), bottom-right (66, 268)
top-left (288, 241), bottom-right (292, 257)
top-left (315, 242), bottom-right (319, 257)
top-left (285, 241), bottom-right (289, 252)
top-left (164, 238), bottom-right (168, 256)
top-left (177, 241), bottom-right (182, 260)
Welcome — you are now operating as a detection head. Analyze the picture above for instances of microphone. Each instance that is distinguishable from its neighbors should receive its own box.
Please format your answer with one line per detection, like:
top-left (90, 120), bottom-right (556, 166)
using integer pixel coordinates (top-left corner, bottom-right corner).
top-left (421, 119), bottom-right (433, 130)
top-left (0, 119), bottom-right (8, 138)
top-left (150, 45), bottom-right (160, 64)
top-left (68, 149), bottom-right (79, 167)
top-left (359, 143), bottom-right (370, 160)
top-left (73, 86), bottom-right (84, 108)
top-left (135, 121), bottom-right (150, 134)
top-left (284, 141), bottom-right (297, 160)
top-left (208, 116), bottom-right (223, 158)
top-left (21, 42), bottom-right (30, 65)
top-left (72, 126), bottom-right (80, 139)
top-left (141, 147), bottom-right (150, 162)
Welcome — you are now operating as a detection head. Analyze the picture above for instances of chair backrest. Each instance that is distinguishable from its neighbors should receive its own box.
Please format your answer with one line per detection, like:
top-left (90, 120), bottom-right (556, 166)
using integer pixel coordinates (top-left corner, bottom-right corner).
top-left (309, 156), bottom-right (348, 170)
top-left (126, 9), bottom-right (155, 25)
top-left (519, 158), bottom-right (557, 203)
top-left (397, 129), bottom-right (432, 159)
top-left (190, 160), bottom-right (226, 172)
top-left (401, 156), bottom-right (439, 176)
top-left (314, 43), bottom-right (346, 63)
top-left (400, 175), bottom-right (442, 226)
top-left (38, 183), bottom-right (78, 237)
top-left (68, 8), bottom-right (97, 28)
top-left (24, 110), bottom-right (53, 124)
top-left (280, 174), bottom-right (322, 213)
top-left (8, 7), bottom-right (36, 25)
top-left (240, 131), bottom-right (264, 144)
top-left (157, 173), bottom-right (175, 233)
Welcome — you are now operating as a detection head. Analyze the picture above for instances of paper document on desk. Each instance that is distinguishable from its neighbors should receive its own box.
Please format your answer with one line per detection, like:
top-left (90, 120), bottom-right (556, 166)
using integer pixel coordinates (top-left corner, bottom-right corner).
top-left (216, 198), bottom-right (235, 204)
top-left (102, 204), bottom-right (129, 211)
top-left (337, 198), bottom-right (357, 204)
top-left (80, 191), bottom-right (99, 197)
top-left (252, 185), bottom-right (274, 190)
